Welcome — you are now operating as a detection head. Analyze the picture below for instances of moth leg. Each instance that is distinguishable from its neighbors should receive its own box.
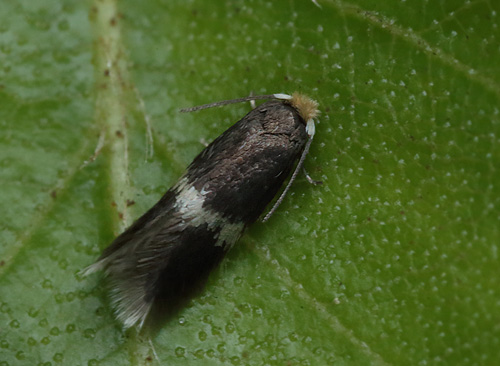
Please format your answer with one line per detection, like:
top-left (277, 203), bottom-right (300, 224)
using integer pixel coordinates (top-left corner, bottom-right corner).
top-left (149, 338), bottom-right (160, 363)
top-left (81, 130), bottom-right (105, 168)
top-left (303, 168), bottom-right (323, 185)
top-left (248, 91), bottom-right (257, 109)
top-left (199, 137), bottom-right (210, 147)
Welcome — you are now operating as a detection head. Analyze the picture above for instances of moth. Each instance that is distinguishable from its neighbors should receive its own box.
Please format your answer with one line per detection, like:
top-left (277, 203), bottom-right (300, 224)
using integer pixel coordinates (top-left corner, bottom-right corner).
top-left (84, 92), bottom-right (320, 329)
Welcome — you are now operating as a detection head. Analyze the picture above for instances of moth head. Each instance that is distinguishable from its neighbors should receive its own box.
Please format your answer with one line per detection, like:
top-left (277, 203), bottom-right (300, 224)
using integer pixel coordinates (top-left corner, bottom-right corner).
top-left (288, 92), bottom-right (320, 122)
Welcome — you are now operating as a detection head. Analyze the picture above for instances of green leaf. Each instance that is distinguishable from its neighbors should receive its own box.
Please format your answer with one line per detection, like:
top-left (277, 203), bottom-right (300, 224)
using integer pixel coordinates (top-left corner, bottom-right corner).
top-left (1, 0), bottom-right (499, 365)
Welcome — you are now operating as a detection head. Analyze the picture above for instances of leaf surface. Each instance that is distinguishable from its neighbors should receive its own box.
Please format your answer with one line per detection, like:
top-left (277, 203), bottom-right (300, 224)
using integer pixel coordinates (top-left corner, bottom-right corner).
top-left (1, 0), bottom-right (499, 365)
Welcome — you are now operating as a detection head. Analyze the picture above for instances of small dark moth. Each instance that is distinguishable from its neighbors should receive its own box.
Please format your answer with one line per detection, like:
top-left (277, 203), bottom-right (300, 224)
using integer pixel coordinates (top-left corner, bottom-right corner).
top-left (84, 93), bottom-right (319, 329)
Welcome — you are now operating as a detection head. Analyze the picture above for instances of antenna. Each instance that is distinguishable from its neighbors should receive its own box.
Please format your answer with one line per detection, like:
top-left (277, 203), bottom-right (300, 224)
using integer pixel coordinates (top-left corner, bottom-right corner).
top-left (180, 94), bottom-right (292, 113)
top-left (262, 119), bottom-right (317, 222)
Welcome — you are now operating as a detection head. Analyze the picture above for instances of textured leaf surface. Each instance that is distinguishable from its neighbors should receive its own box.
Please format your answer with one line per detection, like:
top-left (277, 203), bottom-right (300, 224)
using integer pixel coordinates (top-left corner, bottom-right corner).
top-left (1, 0), bottom-right (499, 365)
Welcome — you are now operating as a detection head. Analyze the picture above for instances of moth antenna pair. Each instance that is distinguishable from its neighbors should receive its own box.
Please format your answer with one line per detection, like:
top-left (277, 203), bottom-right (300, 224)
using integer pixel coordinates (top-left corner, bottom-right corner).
top-left (181, 92), bottom-right (320, 222)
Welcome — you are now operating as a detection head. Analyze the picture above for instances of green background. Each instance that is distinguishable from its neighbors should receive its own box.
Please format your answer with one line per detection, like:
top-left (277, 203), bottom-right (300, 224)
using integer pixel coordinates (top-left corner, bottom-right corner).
top-left (1, 0), bottom-right (499, 365)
